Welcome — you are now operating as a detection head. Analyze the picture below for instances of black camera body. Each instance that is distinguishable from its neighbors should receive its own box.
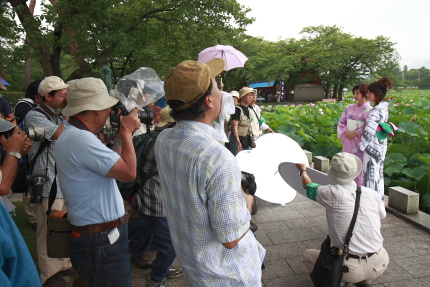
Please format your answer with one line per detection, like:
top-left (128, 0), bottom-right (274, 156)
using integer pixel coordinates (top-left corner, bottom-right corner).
top-left (111, 101), bottom-right (153, 126)
top-left (27, 174), bottom-right (48, 204)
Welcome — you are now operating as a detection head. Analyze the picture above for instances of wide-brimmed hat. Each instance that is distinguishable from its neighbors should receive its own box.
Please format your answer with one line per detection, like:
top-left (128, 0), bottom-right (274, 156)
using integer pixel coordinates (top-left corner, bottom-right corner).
top-left (157, 106), bottom-right (175, 128)
top-left (327, 152), bottom-right (362, 184)
top-left (0, 118), bottom-right (15, 133)
top-left (239, 87), bottom-right (256, 98)
top-left (230, 91), bottom-right (239, 99)
top-left (62, 77), bottom-right (119, 116)
top-left (164, 58), bottom-right (225, 110)
top-left (38, 76), bottom-right (69, 97)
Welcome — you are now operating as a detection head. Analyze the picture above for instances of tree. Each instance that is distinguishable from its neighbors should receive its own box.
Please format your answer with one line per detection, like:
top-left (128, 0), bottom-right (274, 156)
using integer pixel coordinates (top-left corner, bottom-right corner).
top-left (4, 0), bottom-right (253, 84)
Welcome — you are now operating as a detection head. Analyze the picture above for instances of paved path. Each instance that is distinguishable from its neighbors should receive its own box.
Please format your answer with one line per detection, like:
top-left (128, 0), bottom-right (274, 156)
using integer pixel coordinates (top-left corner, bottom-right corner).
top-left (138, 194), bottom-right (430, 287)
top-left (9, 192), bottom-right (430, 286)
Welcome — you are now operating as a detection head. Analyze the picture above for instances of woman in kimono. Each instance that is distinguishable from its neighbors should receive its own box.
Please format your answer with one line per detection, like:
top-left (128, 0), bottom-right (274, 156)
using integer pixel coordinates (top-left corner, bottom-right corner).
top-left (360, 77), bottom-right (392, 199)
top-left (337, 83), bottom-right (372, 185)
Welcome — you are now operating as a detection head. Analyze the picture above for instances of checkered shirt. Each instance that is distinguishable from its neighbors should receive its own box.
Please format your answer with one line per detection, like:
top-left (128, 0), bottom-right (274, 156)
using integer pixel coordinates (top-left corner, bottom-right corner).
top-left (24, 106), bottom-right (63, 198)
top-left (155, 120), bottom-right (265, 286)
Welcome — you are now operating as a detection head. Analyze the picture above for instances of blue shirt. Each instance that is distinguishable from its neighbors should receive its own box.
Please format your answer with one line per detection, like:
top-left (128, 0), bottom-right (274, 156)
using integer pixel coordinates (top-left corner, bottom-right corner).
top-left (0, 202), bottom-right (41, 287)
top-left (155, 120), bottom-right (265, 286)
top-left (55, 122), bottom-right (124, 226)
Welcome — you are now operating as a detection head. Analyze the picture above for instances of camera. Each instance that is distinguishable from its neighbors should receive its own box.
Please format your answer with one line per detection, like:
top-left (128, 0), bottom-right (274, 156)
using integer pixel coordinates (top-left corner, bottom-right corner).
top-left (111, 101), bottom-right (154, 126)
top-left (27, 174), bottom-right (48, 204)
top-left (1, 126), bottom-right (45, 142)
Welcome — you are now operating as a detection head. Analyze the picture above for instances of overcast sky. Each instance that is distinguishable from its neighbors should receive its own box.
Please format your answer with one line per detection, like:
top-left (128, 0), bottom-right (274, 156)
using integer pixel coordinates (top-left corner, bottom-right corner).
top-left (236, 0), bottom-right (430, 69)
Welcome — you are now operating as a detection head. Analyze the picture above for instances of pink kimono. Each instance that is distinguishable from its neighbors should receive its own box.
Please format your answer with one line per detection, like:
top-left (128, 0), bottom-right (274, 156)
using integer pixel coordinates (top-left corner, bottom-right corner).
top-left (337, 102), bottom-right (372, 185)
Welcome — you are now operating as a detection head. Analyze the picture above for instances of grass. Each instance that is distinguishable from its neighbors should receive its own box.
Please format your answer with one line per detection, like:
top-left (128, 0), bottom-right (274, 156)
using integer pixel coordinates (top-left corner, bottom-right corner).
top-left (11, 201), bottom-right (38, 267)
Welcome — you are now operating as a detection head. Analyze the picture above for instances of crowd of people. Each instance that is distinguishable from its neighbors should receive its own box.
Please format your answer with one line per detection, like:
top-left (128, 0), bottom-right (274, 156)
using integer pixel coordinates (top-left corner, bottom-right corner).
top-left (0, 61), bottom-right (392, 287)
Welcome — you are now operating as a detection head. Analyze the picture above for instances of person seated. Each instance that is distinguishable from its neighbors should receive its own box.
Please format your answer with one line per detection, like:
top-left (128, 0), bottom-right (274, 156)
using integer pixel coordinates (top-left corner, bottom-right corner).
top-left (295, 152), bottom-right (389, 287)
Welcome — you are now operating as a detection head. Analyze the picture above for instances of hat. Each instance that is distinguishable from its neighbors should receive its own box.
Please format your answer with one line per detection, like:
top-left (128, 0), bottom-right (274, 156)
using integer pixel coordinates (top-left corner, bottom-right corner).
top-left (327, 152), bottom-right (362, 184)
top-left (62, 77), bottom-right (119, 116)
top-left (164, 58), bottom-right (225, 110)
top-left (157, 106), bottom-right (175, 128)
top-left (0, 118), bottom-right (15, 133)
top-left (152, 106), bottom-right (161, 116)
top-left (239, 87), bottom-right (256, 98)
top-left (38, 76), bottom-right (69, 97)
top-left (230, 91), bottom-right (239, 99)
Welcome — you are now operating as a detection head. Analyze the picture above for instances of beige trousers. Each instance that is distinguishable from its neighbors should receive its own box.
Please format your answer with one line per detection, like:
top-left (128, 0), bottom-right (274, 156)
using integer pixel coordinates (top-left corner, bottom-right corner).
top-left (23, 193), bottom-right (37, 224)
top-left (303, 247), bottom-right (389, 283)
top-left (33, 197), bottom-right (72, 283)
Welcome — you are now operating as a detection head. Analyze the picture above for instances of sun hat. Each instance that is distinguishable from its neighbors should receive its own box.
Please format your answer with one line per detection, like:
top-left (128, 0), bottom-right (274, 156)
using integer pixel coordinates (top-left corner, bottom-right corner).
top-left (157, 106), bottom-right (176, 128)
top-left (0, 118), bottom-right (15, 133)
top-left (230, 91), bottom-right (239, 99)
top-left (239, 87), bottom-right (256, 98)
top-left (62, 77), bottom-right (119, 116)
top-left (164, 58), bottom-right (225, 110)
top-left (327, 152), bottom-right (362, 185)
top-left (38, 76), bottom-right (69, 97)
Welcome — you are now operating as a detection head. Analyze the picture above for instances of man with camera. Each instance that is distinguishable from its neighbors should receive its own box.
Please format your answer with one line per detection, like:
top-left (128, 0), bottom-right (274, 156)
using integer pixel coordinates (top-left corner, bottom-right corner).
top-left (155, 59), bottom-right (265, 286)
top-left (55, 77), bottom-right (141, 287)
top-left (23, 76), bottom-right (73, 287)
top-left (0, 119), bottom-right (42, 286)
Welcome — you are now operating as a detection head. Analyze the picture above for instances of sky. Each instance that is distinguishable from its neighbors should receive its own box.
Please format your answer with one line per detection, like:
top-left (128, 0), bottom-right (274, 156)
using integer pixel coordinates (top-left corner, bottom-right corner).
top-left (236, 0), bottom-right (430, 69)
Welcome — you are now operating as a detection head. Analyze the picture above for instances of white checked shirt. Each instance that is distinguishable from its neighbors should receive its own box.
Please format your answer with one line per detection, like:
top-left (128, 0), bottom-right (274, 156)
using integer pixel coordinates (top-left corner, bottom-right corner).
top-left (155, 120), bottom-right (265, 287)
top-left (24, 106), bottom-right (63, 198)
top-left (314, 181), bottom-right (386, 255)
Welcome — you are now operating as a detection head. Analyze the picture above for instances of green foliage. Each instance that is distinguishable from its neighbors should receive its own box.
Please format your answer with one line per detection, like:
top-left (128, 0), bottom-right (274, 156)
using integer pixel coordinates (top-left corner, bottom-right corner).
top-left (262, 90), bottom-right (430, 213)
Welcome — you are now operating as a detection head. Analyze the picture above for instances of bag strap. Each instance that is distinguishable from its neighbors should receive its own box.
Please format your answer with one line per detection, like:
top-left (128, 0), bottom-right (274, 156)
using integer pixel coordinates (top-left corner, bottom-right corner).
top-left (343, 186), bottom-right (362, 256)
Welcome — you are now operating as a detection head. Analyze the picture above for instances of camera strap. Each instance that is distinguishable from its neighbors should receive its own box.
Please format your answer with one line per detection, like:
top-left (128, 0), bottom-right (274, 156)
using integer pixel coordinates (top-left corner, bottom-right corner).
top-left (68, 116), bottom-right (90, 132)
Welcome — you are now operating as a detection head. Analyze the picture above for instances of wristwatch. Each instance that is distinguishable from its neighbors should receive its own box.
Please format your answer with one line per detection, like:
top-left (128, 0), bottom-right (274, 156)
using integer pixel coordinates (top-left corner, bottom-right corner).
top-left (6, 152), bottom-right (22, 159)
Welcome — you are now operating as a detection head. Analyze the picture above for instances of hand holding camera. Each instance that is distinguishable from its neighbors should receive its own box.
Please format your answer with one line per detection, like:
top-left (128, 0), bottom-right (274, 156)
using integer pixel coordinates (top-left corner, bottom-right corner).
top-left (120, 109), bottom-right (141, 134)
top-left (0, 126), bottom-right (30, 154)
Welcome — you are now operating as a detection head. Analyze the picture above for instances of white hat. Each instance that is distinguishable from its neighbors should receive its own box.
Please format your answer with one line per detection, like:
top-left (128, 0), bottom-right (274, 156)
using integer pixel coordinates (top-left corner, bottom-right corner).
top-left (327, 152), bottom-right (362, 184)
top-left (63, 77), bottom-right (119, 116)
top-left (230, 91), bottom-right (239, 99)
top-left (239, 87), bottom-right (256, 98)
top-left (38, 76), bottom-right (69, 97)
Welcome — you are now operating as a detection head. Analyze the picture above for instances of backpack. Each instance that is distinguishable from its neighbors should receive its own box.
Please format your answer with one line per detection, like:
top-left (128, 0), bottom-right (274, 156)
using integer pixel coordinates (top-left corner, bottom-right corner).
top-left (10, 108), bottom-right (51, 193)
top-left (117, 132), bottom-right (160, 198)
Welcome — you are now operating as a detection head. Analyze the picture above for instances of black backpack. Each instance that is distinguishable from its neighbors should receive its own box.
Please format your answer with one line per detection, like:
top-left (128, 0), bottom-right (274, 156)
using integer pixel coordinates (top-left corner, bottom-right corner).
top-left (116, 132), bottom-right (159, 198)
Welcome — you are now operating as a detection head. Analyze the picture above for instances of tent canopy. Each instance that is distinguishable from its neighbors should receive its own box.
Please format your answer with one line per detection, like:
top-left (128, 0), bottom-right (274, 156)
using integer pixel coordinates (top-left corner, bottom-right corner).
top-left (249, 81), bottom-right (275, 88)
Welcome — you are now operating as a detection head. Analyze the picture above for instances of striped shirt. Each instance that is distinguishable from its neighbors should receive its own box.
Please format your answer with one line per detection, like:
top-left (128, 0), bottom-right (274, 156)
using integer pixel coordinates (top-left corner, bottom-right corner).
top-left (155, 120), bottom-right (265, 287)
top-left (133, 136), bottom-right (164, 217)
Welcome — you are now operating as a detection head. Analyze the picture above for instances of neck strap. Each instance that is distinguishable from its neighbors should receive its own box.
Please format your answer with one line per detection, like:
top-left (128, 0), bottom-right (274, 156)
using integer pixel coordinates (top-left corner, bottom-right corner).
top-left (68, 116), bottom-right (90, 132)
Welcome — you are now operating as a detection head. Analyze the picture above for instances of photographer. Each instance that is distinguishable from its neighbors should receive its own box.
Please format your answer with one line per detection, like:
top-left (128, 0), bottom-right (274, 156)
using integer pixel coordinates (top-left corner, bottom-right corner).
top-left (0, 119), bottom-right (32, 196)
top-left (0, 119), bottom-right (41, 287)
top-left (23, 76), bottom-right (73, 287)
top-left (55, 77), bottom-right (140, 287)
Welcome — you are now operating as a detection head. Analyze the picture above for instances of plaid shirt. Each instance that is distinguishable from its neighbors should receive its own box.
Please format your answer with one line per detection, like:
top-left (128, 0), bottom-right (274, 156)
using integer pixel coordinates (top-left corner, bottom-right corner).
top-left (24, 105), bottom-right (63, 198)
top-left (155, 120), bottom-right (265, 286)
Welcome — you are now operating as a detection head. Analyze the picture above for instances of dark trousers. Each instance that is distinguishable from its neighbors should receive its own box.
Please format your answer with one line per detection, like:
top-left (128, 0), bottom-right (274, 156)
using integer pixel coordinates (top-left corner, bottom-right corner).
top-left (70, 223), bottom-right (131, 287)
top-left (129, 215), bottom-right (176, 282)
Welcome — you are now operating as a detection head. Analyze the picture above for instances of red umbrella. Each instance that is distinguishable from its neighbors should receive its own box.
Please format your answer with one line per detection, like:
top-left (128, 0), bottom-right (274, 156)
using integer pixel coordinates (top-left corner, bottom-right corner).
top-left (198, 45), bottom-right (248, 71)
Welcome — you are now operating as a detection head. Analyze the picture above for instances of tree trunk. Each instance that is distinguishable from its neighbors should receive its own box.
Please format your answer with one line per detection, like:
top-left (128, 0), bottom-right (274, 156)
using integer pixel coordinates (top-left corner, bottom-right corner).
top-left (337, 85), bottom-right (344, 101)
top-left (332, 83), bottom-right (338, 99)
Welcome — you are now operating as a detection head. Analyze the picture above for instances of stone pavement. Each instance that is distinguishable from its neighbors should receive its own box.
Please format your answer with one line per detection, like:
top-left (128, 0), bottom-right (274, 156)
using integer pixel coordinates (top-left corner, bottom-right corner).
top-left (142, 194), bottom-right (430, 287)
top-left (9, 193), bottom-right (430, 286)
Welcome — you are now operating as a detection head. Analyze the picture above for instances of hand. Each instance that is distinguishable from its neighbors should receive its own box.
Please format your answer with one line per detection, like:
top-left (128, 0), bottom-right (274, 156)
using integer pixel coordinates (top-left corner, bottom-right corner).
top-left (237, 141), bottom-right (242, 152)
top-left (0, 127), bottom-right (27, 153)
top-left (120, 109), bottom-right (141, 134)
top-left (267, 128), bottom-right (274, 133)
top-left (20, 137), bottom-right (33, 155)
top-left (345, 131), bottom-right (357, 140)
top-left (295, 163), bottom-right (306, 171)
